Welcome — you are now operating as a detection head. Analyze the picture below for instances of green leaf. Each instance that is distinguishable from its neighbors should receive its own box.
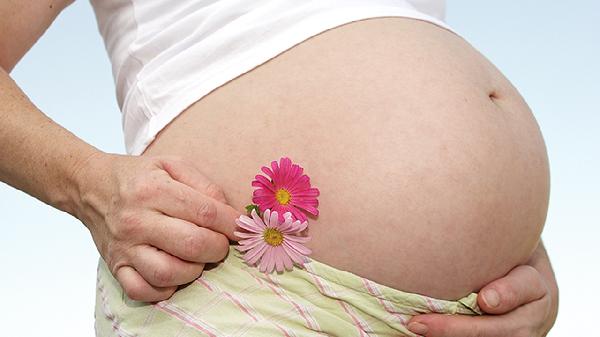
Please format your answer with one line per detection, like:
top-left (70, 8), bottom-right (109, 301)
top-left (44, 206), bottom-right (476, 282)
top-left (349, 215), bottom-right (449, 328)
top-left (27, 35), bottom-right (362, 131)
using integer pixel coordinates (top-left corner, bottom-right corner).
top-left (245, 204), bottom-right (260, 216)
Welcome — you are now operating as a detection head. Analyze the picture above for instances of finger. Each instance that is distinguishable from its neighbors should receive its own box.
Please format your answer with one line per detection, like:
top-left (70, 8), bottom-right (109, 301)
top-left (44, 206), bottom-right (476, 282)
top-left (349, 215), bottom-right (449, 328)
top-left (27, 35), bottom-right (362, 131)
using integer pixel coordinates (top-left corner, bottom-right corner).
top-left (478, 265), bottom-right (547, 314)
top-left (407, 313), bottom-right (505, 337)
top-left (131, 245), bottom-right (205, 287)
top-left (114, 265), bottom-right (177, 302)
top-left (159, 157), bottom-right (228, 203)
top-left (408, 291), bottom-right (550, 337)
top-left (145, 214), bottom-right (230, 263)
top-left (154, 180), bottom-right (241, 240)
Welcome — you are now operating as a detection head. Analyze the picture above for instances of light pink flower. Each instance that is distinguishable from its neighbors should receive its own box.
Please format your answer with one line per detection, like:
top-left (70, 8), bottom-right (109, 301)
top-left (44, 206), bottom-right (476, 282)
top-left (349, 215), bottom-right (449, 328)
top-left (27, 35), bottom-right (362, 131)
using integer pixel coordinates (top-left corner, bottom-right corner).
top-left (235, 209), bottom-right (311, 273)
top-left (252, 157), bottom-right (319, 222)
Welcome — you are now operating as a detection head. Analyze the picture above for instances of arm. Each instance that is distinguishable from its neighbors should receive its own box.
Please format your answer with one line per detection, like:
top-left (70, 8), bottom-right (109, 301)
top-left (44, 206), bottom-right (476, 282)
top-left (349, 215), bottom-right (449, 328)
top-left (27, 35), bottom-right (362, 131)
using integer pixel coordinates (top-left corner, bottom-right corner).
top-left (0, 0), bottom-right (92, 216)
top-left (1, 1), bottom-right (240, 302)
top-left (0, 0), bottom-right (73, 71)
top-left (408, 241), bottom-right (559, 337)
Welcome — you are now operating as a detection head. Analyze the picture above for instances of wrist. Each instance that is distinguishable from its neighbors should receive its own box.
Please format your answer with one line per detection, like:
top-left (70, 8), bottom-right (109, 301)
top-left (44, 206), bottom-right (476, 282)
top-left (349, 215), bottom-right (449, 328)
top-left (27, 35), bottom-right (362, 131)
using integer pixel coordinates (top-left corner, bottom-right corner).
top-left (66, 149), bottom-right (113, 226)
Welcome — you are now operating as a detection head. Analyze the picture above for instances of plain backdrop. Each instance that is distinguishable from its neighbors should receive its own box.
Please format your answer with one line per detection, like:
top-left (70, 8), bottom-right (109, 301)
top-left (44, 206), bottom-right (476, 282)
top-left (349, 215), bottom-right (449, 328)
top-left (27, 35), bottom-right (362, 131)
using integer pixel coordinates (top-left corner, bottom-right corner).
top-left (1, 1), bottom-right (598, 336)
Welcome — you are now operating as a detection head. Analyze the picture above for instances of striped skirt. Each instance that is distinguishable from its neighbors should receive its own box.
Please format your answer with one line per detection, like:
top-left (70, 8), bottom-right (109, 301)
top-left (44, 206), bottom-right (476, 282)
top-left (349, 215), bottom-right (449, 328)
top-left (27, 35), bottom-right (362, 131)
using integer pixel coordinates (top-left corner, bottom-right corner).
top-left (95, 247), bottom-right (481, 337)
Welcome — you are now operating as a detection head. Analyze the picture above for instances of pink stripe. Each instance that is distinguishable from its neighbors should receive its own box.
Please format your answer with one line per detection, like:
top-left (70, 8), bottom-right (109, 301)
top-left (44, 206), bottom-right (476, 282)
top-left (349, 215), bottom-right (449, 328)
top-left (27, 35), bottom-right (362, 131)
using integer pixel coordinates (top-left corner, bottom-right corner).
top-left (362, 278), bottom-right (408, 325)
top-left (155, 302), bottom-right (219, 337)
top-left (264, 275), bottom-right (321, 331)
top-left (273, 322), bottom-right (295, 337)
top-left (339, 301), bottom-right (370, 337)
top-left (96, 272), bottom-right (137, 337)
top-left (305, 269), bottom-right (371, 336)
top-left (425, 297), bottom-right (443, 313)
top-left (307, 269), bottom-right (328, 295)
top-left (244, 269), bottom-right (328, 336)
top-left (223, 292), bottom-right (259, 322)
top-left (198, 277), bottom-right (260, 323)
top-left (195, 278), bottom-right (215, 291)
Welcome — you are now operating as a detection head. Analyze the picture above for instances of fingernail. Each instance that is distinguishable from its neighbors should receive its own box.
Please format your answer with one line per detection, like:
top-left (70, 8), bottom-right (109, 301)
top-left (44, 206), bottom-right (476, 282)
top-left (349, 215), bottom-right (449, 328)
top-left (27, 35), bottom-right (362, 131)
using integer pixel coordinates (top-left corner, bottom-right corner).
top-left (482, 289), bottom-right (500, 308)
top-left (407, 322), bottom-right (428, 335)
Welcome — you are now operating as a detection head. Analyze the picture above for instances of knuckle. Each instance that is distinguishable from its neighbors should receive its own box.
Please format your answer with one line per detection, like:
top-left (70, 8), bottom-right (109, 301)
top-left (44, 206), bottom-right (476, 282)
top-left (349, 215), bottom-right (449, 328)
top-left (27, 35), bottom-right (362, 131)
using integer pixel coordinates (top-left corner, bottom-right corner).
top-left (196, 201), bottom-right (217, 226)
top-left (205, 183), bottom-right (226, 201)
top-left (171, 185), bottom-right (188, 204)
top-left (105, 244), bottom-right (124, 272)
top-left (127, 176), bottom-right (159, 202)
top-left (115, 211), bottom-right (143, 238)
top-left (183, 234), bottom-right (205, 258)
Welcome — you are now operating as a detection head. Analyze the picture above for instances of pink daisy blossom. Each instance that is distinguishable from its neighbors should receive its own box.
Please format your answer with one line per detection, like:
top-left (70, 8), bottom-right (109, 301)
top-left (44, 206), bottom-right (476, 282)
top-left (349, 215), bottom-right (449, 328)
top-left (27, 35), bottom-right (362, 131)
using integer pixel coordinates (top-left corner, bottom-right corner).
top-left (235, 209), bottom-right (311, 273)
top-left (251, 157), bottom-right (319, 222)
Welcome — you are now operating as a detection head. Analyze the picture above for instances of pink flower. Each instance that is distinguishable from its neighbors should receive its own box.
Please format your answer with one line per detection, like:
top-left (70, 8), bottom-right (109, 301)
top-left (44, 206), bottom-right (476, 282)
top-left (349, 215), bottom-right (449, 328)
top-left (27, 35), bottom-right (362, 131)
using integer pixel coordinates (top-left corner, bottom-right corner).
top-left (251, 157), bottom-right (319, 222)
top-left (235, 209), bottom-right (312, 273)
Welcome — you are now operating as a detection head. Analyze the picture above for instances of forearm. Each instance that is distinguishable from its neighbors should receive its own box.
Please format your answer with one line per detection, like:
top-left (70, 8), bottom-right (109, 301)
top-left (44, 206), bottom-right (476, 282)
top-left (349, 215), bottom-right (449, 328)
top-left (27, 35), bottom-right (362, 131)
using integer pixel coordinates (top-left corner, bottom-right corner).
top-left (0, 67), bottom-right (101, 215)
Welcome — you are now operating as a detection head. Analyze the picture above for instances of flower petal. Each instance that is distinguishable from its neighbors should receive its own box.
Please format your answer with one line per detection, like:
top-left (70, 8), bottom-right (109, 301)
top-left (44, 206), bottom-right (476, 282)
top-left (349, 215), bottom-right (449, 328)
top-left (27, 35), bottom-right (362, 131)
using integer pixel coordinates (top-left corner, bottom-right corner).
top-left (292, 203), bottom-right (319, 216)
top-left (274, 246), bottom-right (285, 273)
top-left (262, 247), bottom-right (276, 273)
top-left (245, 243), bottom-right (268, 265)
top-left (258, 247), bottom-right (273, 272)
top-left (236, 217), bottom-right (263, 233)
top-left (252, 175), bottom-right (275, 191)
top-left (261, 166), bottom-right (274, 179)
top-left (238, 236), bottom-right (267, 251)
top-left (282, 243), bottom-right (306, 265)
top-left (262, 209), bottom-right (272, 227)
top-left (269, 210), bottom-right (279, 228)
top-left (277, 216), bottom-right (295, 233)
top-left (251, 209), bottom-right (266, 228)
top-left (284, 240), bottom-right (312, 256)
top-left (234, 231), bottom-right (261, 239)
top-left (254, 199), bottom-right (276, 211)
top-left (270, 160), bottom-right (280, 182)
top-left (284, 235), bottom-right (311, 244)
top-left (280, 248), bottom-right (294, 271)
top-left (288, 207), bottom-right (307, 222)
top-left (289, 188), bottom-right (319, 197)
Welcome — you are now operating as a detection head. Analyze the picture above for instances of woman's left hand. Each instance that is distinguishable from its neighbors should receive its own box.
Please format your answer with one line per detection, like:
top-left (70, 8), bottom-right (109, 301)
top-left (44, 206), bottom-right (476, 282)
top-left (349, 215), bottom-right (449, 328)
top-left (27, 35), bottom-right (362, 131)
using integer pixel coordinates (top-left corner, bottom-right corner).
top-left (407, 242), bottom-right (559, 337)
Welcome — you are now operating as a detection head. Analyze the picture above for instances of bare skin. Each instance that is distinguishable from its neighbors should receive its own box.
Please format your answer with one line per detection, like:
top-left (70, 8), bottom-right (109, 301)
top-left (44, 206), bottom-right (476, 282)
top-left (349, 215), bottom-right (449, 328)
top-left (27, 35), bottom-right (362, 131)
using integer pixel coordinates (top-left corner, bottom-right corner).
top-left (0, 1), bottom-right (557, 336)
top-left (0, 0), bottom-right (241, 302)
top-left (145, 18), bottom-right (549, 300)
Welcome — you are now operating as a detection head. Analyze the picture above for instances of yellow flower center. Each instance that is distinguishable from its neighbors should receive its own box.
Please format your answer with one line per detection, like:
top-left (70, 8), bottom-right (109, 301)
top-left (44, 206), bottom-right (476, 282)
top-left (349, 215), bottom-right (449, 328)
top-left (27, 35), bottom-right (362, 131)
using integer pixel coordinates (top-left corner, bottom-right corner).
top-left (263, 228), bottom-right (284, 246)
top-left (275, 188), bottom-right (291, 205)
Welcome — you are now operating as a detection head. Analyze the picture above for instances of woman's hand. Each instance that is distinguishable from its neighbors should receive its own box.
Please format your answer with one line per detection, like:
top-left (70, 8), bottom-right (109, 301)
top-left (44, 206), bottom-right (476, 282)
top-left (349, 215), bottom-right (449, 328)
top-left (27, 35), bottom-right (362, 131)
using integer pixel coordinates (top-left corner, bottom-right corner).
top-left (407, 242), bottom-right (558, 337)
top-left (74, 152), bottom-right (241, 302)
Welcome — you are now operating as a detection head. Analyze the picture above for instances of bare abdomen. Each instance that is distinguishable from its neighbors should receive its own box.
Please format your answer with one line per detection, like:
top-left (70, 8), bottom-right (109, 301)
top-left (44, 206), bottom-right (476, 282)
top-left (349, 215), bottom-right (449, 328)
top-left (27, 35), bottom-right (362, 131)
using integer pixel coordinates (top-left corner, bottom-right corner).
top-left (144, 17), bottom-right (549, 300)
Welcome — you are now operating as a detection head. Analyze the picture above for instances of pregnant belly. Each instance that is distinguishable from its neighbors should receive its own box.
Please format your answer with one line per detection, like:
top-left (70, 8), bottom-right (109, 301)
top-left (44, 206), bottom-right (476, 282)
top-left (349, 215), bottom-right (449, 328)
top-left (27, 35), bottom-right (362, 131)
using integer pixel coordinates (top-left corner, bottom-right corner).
top-left (143, 18), bottom-right (549, 300)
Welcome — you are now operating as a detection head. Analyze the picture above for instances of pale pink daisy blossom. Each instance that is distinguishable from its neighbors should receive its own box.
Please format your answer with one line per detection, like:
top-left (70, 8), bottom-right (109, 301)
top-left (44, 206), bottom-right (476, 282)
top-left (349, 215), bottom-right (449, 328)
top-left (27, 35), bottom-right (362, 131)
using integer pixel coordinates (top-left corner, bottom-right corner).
top-left (235, 209), bottom-right (311, 273)
top-left (251, 157), bottom-right (319, 222)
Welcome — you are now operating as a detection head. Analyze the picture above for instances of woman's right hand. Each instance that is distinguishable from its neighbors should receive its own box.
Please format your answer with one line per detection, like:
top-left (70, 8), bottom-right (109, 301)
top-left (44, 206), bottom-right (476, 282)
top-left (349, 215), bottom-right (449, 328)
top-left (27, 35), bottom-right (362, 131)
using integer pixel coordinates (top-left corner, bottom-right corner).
top-left (73, 152), bottom-right (241, 302)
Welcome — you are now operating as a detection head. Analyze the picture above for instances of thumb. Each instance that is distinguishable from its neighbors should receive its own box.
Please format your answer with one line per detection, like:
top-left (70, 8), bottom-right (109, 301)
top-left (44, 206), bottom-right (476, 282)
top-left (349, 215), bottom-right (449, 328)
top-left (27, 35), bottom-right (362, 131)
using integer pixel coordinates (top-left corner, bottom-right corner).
top-left (477, 265), bottom-right (547, 314)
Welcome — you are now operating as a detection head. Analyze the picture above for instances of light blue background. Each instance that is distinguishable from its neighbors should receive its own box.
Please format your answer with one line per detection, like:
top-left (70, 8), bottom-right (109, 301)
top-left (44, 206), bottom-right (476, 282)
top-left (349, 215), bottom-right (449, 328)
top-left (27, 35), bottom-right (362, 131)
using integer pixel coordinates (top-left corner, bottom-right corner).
top-left (1, 1), bottom-right (598, 336)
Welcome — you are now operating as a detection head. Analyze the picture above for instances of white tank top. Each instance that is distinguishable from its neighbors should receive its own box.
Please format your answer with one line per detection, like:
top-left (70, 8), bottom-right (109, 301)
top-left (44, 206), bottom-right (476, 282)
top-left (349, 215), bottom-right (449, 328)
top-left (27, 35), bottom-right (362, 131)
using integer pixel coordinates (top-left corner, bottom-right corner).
top-left (90, 0), bottom-right (454, 155)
